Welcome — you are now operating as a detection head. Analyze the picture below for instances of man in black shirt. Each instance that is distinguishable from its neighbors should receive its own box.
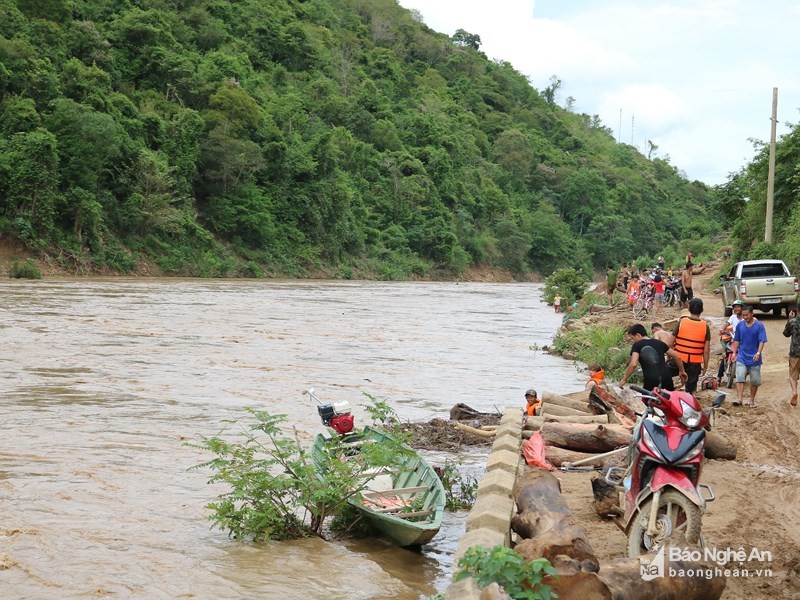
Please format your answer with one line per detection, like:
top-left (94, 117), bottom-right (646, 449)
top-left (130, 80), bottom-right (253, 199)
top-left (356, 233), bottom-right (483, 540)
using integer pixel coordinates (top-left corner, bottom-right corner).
top-left (619, 324), bottom-right (688, 391)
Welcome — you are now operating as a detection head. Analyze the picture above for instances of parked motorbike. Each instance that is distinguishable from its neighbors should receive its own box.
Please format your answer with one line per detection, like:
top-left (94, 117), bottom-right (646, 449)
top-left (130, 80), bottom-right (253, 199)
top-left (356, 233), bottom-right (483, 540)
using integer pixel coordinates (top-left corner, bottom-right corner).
top-left (662, 276), bottom-right (682, 306)
top-left (605, 385), bottom-right (723, 557)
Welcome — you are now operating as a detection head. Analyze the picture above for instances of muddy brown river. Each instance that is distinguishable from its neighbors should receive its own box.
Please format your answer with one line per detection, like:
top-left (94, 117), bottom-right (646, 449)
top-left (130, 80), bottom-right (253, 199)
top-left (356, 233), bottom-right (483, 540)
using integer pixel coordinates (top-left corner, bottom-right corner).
top-left (0, 279), bottom-right (585, 599)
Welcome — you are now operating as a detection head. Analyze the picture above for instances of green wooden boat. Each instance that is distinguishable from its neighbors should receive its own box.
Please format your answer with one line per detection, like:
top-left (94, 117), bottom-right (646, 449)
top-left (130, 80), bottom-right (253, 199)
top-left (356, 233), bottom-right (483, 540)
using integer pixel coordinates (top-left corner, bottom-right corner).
top-left (312, 426), bottom-right (445, 547)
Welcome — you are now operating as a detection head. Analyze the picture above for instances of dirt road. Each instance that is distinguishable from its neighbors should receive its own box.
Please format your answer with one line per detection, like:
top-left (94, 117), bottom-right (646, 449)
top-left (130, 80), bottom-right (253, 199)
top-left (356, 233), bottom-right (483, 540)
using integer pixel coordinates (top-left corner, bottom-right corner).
top-left (558, 266), bottom-right (800, 599)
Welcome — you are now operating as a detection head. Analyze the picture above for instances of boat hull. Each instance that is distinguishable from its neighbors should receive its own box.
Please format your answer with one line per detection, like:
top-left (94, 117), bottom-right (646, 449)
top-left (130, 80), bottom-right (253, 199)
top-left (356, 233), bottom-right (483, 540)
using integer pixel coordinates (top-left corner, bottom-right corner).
top-left (312, 426), bottom-right (445, 547)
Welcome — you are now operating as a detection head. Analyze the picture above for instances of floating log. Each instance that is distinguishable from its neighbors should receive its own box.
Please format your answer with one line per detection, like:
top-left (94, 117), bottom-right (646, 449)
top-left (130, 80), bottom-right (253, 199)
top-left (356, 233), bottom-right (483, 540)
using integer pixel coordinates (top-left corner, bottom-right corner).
top-left (448, 402), bottom-right (499, 421)
top-left (454, 422), bottom-right (496, 438)
top-left (541, 391), bottom-right (593, 413)
top-left (511, 472), bottom-right (599, 566)
top-left (704, 430), bottom-right (737, 460)
top-left (540, 422), bottom-right (632, 453)
top-left (544, 446), bottom-right (614, 469)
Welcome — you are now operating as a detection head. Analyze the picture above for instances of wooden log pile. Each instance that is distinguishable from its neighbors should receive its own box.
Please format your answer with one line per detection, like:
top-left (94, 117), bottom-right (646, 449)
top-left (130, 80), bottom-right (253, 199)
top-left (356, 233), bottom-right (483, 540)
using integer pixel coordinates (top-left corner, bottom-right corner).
top-left (453, 385), bottom-right (737, 465)
top-left (511, 469), bottom-right (727, 599)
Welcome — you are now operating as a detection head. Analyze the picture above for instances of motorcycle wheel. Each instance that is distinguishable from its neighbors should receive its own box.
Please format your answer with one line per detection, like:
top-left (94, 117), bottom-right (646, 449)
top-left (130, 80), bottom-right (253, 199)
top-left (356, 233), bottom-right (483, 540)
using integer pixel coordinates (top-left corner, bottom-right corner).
top-left (725, 358), bottom-right (736, 389)
top-left (664, 290), bottom-right (673, 307)
top-left (627, 490), bottom-right (702, 558)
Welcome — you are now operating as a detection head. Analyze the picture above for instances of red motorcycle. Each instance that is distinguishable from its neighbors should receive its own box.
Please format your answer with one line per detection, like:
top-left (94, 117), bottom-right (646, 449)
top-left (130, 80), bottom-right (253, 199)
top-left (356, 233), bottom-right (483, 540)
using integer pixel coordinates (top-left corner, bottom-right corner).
top-left (605, 385), bottom-right (722, 556)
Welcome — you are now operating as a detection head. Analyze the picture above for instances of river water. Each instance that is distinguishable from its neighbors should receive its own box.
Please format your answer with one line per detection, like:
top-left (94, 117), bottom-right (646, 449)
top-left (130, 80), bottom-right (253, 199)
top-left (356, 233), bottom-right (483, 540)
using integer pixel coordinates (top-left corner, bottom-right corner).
top-left (0, 279), bottom-right (586, 599)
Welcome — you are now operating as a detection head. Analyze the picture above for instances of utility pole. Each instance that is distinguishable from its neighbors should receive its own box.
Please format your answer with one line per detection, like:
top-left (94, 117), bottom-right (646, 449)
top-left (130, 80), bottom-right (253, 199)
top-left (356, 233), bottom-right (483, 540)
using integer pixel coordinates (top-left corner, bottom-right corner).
top-left (765, 87), bottom-right (778, 243)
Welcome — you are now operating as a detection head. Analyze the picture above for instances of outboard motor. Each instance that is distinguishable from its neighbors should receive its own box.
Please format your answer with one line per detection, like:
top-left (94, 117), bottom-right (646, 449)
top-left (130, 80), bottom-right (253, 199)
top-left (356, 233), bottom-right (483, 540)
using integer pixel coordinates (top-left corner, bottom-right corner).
top-left (317, 400), bottom-right (355, 436)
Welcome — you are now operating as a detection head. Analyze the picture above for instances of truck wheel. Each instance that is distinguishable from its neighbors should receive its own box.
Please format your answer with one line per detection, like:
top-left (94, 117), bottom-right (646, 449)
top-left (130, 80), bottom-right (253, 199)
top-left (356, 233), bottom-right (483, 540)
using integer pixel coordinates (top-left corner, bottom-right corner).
top-left (724, 305), bottom-right (733, 317)
top-left (774, 307), bottom-right (783, 317)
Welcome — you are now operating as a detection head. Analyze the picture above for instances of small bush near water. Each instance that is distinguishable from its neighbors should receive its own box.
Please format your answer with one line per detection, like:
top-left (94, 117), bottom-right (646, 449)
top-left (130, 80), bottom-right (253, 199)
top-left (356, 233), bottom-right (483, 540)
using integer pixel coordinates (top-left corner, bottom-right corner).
top-left (8, 259), bottom-right (42, 279)
top-left (553, 323), bottom-right (631, 381)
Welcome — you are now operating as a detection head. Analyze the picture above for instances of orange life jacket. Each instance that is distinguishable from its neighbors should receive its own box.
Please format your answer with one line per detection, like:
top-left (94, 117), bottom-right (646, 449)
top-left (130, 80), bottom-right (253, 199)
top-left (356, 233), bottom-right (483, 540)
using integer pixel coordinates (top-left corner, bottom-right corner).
top-left (588, 370), bottom-right (605, 385)
top-left (674, 317), bottom-right (708, 363)
top-left (526, 400), bottom-right (541, 416)
top-left (720, 324), bottom-right (733, 343)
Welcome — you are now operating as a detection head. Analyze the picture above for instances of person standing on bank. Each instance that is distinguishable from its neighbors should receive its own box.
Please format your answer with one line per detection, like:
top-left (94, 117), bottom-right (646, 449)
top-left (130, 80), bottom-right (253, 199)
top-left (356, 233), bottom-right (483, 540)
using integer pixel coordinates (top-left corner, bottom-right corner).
top-left (607, 265), bottom-right (618, 304)
top-left (619, 324), bottom-right (688, 391)
top-left (657, 255), bottom-right (665, 271)
top-left (680, 262), bottom-right (694, 309)
top-left (672, 298), bottom-right (711, 394)
top-left (553, 295), bottom-right (561, 313)
top-left (782, 306), bottom-right (800, 407)
top-left (731, 305), bottom-right (768, 408)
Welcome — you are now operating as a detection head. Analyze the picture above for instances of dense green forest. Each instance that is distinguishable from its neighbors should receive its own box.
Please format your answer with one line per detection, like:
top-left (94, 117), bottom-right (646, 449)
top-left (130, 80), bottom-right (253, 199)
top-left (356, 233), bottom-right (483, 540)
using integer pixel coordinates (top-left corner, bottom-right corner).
top-left (716, 124), bottom-right (800, 275)
top-left (0, 0), bottom-right (719, 278)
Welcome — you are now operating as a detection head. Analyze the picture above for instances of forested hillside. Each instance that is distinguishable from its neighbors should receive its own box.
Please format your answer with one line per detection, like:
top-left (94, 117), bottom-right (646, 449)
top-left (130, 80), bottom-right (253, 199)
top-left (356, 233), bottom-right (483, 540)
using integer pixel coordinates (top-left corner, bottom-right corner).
top-left (716, 124), bottom-right (800, 274)
top-left (0, 0), bottom-right (716, 277)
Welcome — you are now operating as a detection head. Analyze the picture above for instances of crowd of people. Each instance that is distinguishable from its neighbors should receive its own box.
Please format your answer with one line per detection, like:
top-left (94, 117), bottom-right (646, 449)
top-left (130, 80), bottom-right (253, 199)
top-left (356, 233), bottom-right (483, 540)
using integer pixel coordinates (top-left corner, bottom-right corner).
top-left (540, 253), bottom-right (800, 410)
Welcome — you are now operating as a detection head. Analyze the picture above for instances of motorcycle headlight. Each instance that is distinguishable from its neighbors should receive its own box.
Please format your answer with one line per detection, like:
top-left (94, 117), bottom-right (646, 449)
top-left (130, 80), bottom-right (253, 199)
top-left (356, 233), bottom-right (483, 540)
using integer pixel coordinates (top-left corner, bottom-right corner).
top-left (678, 399), bottom-right (703, 429)
top-left (641, 426), bottom-right (663, 461)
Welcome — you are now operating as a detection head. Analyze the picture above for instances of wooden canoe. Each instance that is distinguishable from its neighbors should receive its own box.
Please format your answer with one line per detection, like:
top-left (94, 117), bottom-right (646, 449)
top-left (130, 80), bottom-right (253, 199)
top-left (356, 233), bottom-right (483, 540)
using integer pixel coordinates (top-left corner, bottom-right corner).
top-left (312, 426), bottom-right (445, 547)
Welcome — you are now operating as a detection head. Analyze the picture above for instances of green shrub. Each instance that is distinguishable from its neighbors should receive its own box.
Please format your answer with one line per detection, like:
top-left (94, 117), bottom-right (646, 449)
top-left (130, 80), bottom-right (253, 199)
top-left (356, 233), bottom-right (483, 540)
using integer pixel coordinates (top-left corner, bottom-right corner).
top-left (543, 267), bottom-right (589, 306)
top-left (8, 259), bottom-right (42, 279)
top-left (553, 324), bottom-right (630, 381)
top-left (189, 399), bottom-right (414, 542)
top-left (437, 458), bottom-right (478, 510)
top-left (455, 545), bottom-right (557, 600)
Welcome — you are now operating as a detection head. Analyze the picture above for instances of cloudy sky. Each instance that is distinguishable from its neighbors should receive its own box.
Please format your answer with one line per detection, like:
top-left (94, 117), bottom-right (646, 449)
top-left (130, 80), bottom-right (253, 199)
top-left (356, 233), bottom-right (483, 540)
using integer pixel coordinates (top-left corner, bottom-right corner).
top-left (397, 0), bottom-right (800, 185)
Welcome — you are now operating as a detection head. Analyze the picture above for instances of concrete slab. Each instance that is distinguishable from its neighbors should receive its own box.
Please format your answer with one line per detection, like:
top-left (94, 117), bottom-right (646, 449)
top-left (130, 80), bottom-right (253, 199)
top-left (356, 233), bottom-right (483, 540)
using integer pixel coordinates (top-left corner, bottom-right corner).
top-left (445, 575), bottom-right (482, 600)
top-left (453, 527), bottom-right (507, 564)
top-left (485, 448), bottom-right (520, 475)
top-left (465, 493), bottom-right (514, 534)
top-left (476, 467), bottom-right (515, 498)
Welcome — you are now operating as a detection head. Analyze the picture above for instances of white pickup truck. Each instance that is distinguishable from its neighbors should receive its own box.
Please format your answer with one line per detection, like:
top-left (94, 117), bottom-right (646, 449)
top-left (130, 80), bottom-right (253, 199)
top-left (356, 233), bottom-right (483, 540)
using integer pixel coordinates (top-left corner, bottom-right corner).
top-left (720, 259), bottom-right (799, 317)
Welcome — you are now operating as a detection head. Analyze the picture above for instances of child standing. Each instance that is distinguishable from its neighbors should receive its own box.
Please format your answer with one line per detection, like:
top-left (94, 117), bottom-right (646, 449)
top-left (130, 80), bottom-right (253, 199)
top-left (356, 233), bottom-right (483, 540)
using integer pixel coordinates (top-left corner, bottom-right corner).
top-left (554, 295), bottom-right (561, 313)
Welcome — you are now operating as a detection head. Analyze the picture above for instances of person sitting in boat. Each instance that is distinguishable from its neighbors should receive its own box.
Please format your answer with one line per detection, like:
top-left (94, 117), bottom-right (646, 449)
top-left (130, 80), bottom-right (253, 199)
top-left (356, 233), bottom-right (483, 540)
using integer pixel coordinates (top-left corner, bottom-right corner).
top-left (585, 364), bottom-right (605, 389)
top-left (524, 389), bottom-right (541, 417)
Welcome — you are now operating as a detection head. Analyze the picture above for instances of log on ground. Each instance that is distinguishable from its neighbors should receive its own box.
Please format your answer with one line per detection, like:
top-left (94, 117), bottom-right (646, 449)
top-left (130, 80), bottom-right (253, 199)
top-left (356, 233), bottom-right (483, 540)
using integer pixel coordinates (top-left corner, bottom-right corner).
top-left (541, 391), bottom-right (593, 413)
top-left (542, 554), bottom-right (726, 599)
top-left (511, 472), bottom-right (599, 566)
top-left (540, 422), bottom-right (632, 453)
top-left (704, 430), bottom-right (737, 460)
top-left (524, 413), bottom-right (609, 431)
top-left (540, 402), bottom-right (591, 417)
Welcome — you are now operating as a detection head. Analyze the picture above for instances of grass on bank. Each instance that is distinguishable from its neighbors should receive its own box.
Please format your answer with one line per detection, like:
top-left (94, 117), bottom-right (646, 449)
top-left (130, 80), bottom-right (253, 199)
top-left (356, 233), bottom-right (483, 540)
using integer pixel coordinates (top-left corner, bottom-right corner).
top-left (552, 323), bottom-right (631, 382)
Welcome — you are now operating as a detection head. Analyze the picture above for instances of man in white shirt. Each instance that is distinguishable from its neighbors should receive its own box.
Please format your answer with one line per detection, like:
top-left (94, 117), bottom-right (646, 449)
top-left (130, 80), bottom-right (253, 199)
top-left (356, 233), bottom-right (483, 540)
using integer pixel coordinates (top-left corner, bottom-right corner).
top-left (726, 300), bottom-right (745, 334)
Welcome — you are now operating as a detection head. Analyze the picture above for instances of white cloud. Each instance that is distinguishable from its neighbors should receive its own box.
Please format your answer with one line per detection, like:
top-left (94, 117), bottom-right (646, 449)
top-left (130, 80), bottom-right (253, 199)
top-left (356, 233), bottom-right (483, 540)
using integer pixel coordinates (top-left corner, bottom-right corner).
top-left (399, 0), bottom-right (800, 184)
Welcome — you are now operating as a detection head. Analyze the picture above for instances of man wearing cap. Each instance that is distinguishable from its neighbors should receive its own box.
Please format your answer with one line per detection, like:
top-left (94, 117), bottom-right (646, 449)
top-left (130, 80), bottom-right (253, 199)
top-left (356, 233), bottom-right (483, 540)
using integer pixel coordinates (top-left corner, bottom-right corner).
top-left (672, 298), bottom-right (711, 394)
top-left (524, 389), bottom-right (541, 417)
top-left (726, 300), bottom-right (745, 336)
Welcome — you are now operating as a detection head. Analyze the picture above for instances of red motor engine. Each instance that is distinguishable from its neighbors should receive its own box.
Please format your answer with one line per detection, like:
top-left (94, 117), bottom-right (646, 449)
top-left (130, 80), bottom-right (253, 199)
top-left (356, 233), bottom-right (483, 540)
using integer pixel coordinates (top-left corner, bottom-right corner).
top-left (329, 414), bottom-right (355, 436)
top-left (317, 400), bottom-right (355, 436)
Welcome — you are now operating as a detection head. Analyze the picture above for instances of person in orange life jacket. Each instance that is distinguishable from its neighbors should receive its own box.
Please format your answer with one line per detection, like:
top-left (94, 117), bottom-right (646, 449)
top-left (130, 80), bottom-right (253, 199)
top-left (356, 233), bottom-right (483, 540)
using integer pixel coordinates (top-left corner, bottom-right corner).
top-left (524, 389), bottom-right (541, 417)
top-left (672, 297), bottom-right (711, 394)
top-left (585, 364), bottom-right (605, 389)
